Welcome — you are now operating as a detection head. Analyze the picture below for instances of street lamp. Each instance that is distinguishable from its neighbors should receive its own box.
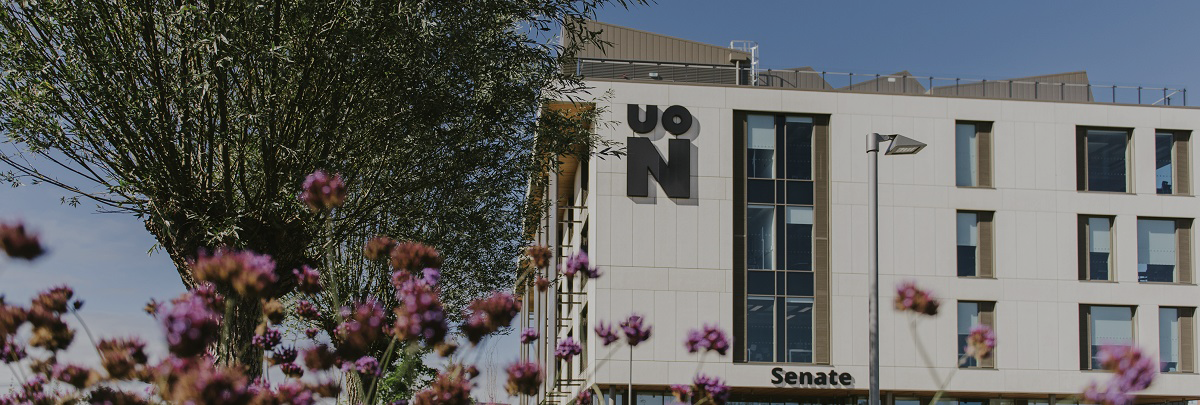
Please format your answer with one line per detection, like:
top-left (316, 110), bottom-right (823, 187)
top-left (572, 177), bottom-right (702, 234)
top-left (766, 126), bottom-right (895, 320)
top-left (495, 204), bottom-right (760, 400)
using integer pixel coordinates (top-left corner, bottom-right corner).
top-left (865, 133), bottom-right (926, 405)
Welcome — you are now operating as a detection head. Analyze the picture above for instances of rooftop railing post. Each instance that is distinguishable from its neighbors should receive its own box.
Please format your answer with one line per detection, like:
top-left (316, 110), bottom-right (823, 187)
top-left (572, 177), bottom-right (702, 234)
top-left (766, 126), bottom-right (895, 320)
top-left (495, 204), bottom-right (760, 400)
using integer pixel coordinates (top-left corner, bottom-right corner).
top-left (1138, 87), bottom-right (1142, 104)
top-left (1113, 86), bottom-right (1117, 103)
top-left (822, 72), bottom-right (827, 89)
top-left (956, 78), bottom-right (960, 95)
top-left (903, 75), bottom-right (907, 93)
top-left (876, 74), bottom-right (880, 92)
top-left (1185, 89), bottom-right (1188, 106)
top-left (1035, 82), bottom-right (1039, 99)
top-left (1008, 80), bottom-right (1013, 99)
top-left (1164, 88), bottom-right (1168, 105)
top-left (1061, 83), bottom-right (1066, 100)
top-left (982, 79), bottom-right (987, 97)
top-left (929, 77), bottom-right (933, 92)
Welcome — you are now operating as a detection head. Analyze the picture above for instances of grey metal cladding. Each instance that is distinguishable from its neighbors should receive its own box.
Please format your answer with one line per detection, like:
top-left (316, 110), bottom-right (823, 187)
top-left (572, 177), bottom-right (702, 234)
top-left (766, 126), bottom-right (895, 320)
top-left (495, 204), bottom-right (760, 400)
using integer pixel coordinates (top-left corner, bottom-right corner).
top-left (572, 20), bottom-right (750, 65)
top-left (930, 71), bottom-right (1094, 102)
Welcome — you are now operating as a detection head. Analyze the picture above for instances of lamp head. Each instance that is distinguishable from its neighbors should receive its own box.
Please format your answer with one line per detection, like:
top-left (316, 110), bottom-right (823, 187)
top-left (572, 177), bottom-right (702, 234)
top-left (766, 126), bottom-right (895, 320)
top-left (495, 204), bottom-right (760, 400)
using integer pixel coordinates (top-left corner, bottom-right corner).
top-left (883, 134), bottom-right (926, 155)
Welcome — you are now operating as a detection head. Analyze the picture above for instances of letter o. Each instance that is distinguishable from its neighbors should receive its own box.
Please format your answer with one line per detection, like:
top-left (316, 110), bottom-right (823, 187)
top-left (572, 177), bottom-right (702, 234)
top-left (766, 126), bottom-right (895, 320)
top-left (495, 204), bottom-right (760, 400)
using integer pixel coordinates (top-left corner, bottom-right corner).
top-left (661, 105), bottom-right (692, 135)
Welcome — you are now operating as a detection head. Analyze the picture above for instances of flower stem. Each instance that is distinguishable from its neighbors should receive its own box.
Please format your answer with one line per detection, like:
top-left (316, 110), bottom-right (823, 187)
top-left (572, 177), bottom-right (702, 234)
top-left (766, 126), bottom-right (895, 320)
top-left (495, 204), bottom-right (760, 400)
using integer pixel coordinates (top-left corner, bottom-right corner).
top-left (365, 336), bottom-right (399, 404)
top-left (70, 308), bottom-right (106, 363)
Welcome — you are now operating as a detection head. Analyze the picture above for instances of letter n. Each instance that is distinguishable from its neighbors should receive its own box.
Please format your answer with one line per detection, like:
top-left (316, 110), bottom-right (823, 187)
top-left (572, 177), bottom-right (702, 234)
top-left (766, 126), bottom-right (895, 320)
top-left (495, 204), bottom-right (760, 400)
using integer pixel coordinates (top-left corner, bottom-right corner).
top-left (627, 137), bottom-right (690, 198)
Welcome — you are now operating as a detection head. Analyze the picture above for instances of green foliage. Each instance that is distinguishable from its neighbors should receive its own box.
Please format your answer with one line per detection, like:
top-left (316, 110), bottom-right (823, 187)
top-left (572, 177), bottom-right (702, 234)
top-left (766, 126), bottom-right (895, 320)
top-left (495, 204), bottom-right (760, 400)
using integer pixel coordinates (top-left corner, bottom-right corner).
top-left (376, 346), bottom-right (439, 404)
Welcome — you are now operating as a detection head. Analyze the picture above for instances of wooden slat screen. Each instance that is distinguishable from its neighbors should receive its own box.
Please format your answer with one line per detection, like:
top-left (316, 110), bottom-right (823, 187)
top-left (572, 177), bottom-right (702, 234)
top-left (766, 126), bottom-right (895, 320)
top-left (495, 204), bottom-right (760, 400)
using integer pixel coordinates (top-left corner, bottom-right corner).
top-left (979, 302), bottom-right (996, 368)
top-left (978, 123), bottom-right (994, 187)
top-left (1175, 131), bottom-right (1191, 195)
top-left (979, 212), bottom-right (995, 278)
top-left (814, 115), bottom-right (832, 365)
top-left (1078, 216), bottom-right (1089, 280)
top-left (1178, 219), bottom-right (1193, 285)
top-left (1181, 308), bottom-right (1195, 373)
top-left (732, 111), bottom-right (746, 363)
top-left (1080, 305), bottom-right (1091, 370)
top-left (1076, 127), bottom-right (1087, 191)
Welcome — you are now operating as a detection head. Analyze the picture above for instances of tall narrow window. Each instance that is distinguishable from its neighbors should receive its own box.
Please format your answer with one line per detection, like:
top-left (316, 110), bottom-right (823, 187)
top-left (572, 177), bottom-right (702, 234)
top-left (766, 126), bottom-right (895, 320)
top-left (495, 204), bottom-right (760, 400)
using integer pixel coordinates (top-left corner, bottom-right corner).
top-left (956, 121), bottom-right (992, 187)
top-left (1159, 307), bottom-right (1195, 373)
top-left (1157, 130), bottom-right (1192, 195)
top-left (1077, 128), bottom-right (1131, 193)
top-left (737, 113), bottom-right (824, 364)
top-left (957, 211), bottom-right (993, 278)
top-left (1079, 216), bottom-right (1115, 281)
top-left (957, 301), bottom-right (996, 368)
top-left (1081, 305), bottom-right (1135, 370)
top-left (1138, 218), bottom-right (1177, 282)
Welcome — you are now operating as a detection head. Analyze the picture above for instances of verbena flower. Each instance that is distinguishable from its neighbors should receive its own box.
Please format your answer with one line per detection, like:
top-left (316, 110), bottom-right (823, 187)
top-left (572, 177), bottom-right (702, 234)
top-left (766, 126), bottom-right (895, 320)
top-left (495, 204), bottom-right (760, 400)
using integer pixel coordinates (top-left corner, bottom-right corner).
top-left (334, 299), bottom-right (386, 360)
top-left (262, 298), bottom-right (285, 324)
top-left (252, 326), bottom-right (283, 349)
top-left (275, 380), bottom-right (316, 405)
top-left (560, 250), bottom-right (592, 278)
top-left (692, 374), bottom-right (731, 405)
top-left (0, 221), bottom-right (46, 260)
top-left (594, 321), bottom-right (620, 346)
top-left (1083, 345), bottom-right (1156, 405)
top-left (0, 301), bottom-right (28, 338)
top-left (555, 337), bottom-right (582, 361)
top-left (161, 293), bottom-right (220, 357)
top-left (684, 324), bottom-right (730, 356)
top-left (299, 170), bottom-right (347, 212)
top-left (293, 266), bottom-right (322, 294)
top-left (31, 286), bottom-right (73, 313)
top-left (270, 346), bottom-right (298, 365)
top-left (1, 340), bottom-right (26, 363)
top-left (520, 327), bottom-right (539, 344)
top-left (364, 236), bottom-right (397, 261)
top-left (304, 328), bottom-right (320, 339)
top-left (191, 249), bottom-right (278, 298)
top-left (669, 384), bottom-right (692, 403)
top-left (412, 366), bottom-right (475, 405)
top-left (389, 242), bottom-right (443, 272)
top-left (535, 276), bottom-right (551, 292)
top-left (353, 356), bottom-right (380, 376)
top-left (461, 291), bottom-right (521, 345)
top-left (303, 344), bottom-right (338, 371)
top-left (97, 337), bottom-right (148, 379)
top-left (296, 300), bottom-right (320, 320)
top-left (393, 272), bottom-right (448, 345)
top-left (964, 324), bottom-right (996, 361)
top-left (50, 363), bottom-right (96, 389)
top-left (577, 389), bottom-right (594, 405)
top-left (894, 280), bottom-right (940, 316)
top-left (280, 362), bottom-right (305, 378)
top-left (620, 314), bottom-right (652, 346)
top-left (162, 360), bottom-right (253, 405)
top-left (503, 360), bottom-right (543, 396)
top-left (88, 386), bottom-right (149, 405)
top-left (526, 246), bottom-right (552, 269)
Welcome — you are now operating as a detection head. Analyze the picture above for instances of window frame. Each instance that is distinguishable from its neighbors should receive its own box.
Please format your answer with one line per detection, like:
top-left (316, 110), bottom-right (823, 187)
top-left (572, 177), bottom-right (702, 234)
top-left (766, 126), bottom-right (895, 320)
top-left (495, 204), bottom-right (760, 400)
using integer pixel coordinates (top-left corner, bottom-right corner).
top-left (955, 120), bottom-right (993, 188)
top-left (957, 301), bottom-right (996, 369)
top-left (1079, 304), bottom-right (1137, 370)
top-left (1158, 306), bottom-right (1196, 373)
top-left (1136, 217), bottom-right (1194, 285)
top-left (1155, 129), bottom-right (1192, 196)
top-left (1078, 215), bottom-right (1116, 282)
top-left (1076, 126), bottom-right (1133, 194)
top-left (956, 210), bottom-right (994, 279)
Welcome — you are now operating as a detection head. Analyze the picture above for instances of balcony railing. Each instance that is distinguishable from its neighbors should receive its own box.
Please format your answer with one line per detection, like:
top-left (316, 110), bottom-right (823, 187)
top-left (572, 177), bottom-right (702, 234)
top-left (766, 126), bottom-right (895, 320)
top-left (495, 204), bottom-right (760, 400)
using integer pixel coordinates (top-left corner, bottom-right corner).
top-left (572, 58), bottom-right (1189, 107)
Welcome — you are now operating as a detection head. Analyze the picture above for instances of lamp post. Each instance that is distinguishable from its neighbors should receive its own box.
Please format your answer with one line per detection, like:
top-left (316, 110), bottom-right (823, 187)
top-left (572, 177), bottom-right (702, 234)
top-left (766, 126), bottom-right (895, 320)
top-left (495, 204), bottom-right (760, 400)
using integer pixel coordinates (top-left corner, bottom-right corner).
top-left (865, 133), bottom-right (926, 405)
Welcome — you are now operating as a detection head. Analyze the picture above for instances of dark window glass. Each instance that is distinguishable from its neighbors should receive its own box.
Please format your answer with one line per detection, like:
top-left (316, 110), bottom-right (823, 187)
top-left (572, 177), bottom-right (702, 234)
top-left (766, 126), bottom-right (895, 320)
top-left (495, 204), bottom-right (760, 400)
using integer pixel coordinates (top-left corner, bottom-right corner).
top-left (1157, 132), bottom-right (1175, 194)
top-left (1138, 219), bottom-right (1176, 283)
top-left (957, 212), bottom-right (978, 277)
top-left (748, 115), bottom-right (775, 178)
top-left (747, 206), bottom-right (774, 270)
top-left (1160, 308), bottom-right (1181, 372)
top-left (747, 296), bottom-right (774, 362)
top-left (786, 181), bottom-right (814, 205)
top-left (748, 179), bottom-right (775, 203)
top-left (785, 120), bottom-right (813, 180)
top-left (776, 272), bottom-right (786, 295)
top-left (748, 271), bottom-right (774, 295)
top-left (1086, 129), bottom-right (1129, 192)
top-left (786, 225), bottom-right (813, 271)
top-left (1086, 217), bottom-right (1113, 281)
top-left (785, 298), bottom-right (814, 363)
top-left (786, 272), bottom-right (814, 296)
top-left (957, 302), bottom-right (979, 368)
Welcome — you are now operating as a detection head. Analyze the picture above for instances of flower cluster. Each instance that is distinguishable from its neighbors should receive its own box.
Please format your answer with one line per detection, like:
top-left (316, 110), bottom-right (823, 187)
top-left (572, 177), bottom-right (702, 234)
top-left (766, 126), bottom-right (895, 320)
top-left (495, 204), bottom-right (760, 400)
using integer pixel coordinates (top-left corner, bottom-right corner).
top-left (691, 374), bottom-right (731, 405)
top-left (96, 337), bottom-right (148, 379)
top-left (964, 324), bottom-right (996, 362)
top-left (298, 170), bottom-right (347, 212)
top-left (684, 324), bottom-right (730, 356)
top-left (669, 384), bottom-right (692, 403)
top-left (303, 344), bottom-right (338, 371)
top-left (253, 326), bottom-right (283, 349)
top-left (595, 322), bottom-right (620, 346)
top-left (191, 249), bottom-right (278, 298)
top-left (0, 221), bottom-right (45, 260)
top-left (535, 276), bottom-right (551, 292)
top-left (520, 327), bottom-right (540, 344)
top-left (620, 314), bottom-right (653, 346)
top-left (577, 389), bottom-right (594, 405)
top-left (555, 337), bottom-right (583, 361)
top-left (161, 292), bottom-right (221, 356)
top-left (894, 280), bottom-right (940, 316)
top-left (390, 241), bottom-right (443, 272)
top-left (461, 291), bottom-right (521, 344)
top-left (293, 266), bottom-right (322, 294)
top-left (392, 270), bottom-right (448, 344)
top-left (527, 245), bottom-right (552, 269)
top-left (504, 360), bottom-right (543, 396)
top-left (296, 300), bottom-right (320, 320)
top-left (1083, 345), bottom-right (1157, 405)
top-left (334, 299), bottom-right (387, 360)
top-left (560, 250), bottom-right (601, 278)
top-left (364, 236), bottom-right (398, 261)
top-left (412, 365), bottom-right (476, 405)
top-left (262, 298), bottom-right (285, 324)
top-left (353, 356), bottom-right (380, 376)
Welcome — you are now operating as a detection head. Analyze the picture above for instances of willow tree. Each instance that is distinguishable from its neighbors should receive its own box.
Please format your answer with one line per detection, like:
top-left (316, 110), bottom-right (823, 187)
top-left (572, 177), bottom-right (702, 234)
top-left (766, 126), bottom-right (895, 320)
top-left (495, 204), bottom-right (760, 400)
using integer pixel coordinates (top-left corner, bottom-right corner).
top-left (0, 0), bottom-right (637, 376)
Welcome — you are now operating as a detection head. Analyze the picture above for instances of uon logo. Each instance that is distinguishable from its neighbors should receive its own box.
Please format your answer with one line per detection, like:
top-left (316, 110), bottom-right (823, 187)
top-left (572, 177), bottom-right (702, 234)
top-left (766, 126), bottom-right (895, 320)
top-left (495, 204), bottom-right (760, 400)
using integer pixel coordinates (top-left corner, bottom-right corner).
top-left (627, 104), bottom-right (692, 199)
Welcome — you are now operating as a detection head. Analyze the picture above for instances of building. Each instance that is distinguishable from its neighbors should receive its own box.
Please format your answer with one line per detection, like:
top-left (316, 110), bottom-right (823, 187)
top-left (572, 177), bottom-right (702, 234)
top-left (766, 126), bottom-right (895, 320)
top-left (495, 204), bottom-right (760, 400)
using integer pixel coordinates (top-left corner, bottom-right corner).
top-left (518, 20), bottom-right (1199, 405)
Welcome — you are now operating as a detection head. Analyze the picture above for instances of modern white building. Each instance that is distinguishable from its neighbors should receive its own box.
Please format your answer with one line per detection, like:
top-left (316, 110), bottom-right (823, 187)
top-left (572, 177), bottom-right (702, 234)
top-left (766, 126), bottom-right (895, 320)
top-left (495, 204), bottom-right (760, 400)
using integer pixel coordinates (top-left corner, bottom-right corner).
top-left (519, 20), bottom-right (1199, 405)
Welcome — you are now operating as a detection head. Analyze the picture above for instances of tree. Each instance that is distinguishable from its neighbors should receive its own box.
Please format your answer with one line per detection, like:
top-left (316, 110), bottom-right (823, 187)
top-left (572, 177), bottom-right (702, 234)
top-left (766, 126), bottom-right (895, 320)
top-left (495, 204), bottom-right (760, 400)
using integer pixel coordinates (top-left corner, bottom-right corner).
top-left (0, 0), bottom-right (640, 377)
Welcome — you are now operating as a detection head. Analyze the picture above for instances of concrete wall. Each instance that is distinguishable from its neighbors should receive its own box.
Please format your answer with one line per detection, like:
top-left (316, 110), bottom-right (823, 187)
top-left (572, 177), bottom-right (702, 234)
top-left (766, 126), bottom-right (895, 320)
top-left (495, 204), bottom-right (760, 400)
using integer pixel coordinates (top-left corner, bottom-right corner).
top-left (569, 80), bottom-right (1200, 398)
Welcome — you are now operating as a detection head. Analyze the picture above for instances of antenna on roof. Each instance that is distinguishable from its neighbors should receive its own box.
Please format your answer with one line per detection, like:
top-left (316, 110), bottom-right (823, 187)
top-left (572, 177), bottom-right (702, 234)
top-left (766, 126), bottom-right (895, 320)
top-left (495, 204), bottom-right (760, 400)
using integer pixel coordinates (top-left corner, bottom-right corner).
top-left (729, 41), bottom-right (759, 86)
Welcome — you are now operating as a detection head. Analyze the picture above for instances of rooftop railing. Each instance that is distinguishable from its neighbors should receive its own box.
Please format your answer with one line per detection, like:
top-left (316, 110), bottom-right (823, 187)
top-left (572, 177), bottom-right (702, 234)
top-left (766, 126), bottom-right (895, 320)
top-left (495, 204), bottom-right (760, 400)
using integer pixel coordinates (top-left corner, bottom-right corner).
top-left (573, 58), bottom-right (1189, 107)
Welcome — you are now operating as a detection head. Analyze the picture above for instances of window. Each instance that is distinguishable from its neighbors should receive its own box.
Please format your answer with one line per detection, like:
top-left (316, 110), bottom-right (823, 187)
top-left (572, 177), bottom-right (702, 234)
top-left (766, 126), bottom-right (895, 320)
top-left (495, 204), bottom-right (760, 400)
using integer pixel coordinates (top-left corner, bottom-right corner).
top-left (1079, 216), bottom-right (1115, 281)
top-left (957, 301), bottom-right (996, 368)
top-left (1137, 218), bottom-right (1193, 283)
top-left (1077, 127), bottom-right (1131, 193)
top-left (956, 211), bottom-right (994, 278)
top-left (1159, 307), bottom-right (1195, 373)
top-left (739, 113), bottom-right (821, 364)
top-left (955, 121), bottom-right (992, 187)
top-left (1156, 130), bottom-right (1191, 195)
top-left (1080, 305), bottom-right (1135, 370)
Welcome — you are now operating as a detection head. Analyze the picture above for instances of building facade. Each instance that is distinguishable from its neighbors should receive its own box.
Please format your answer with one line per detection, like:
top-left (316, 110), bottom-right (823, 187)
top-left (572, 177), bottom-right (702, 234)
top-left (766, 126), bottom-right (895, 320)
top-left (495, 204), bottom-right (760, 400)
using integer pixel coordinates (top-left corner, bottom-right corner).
top-left (520, 21), bottom-right (1200, 405)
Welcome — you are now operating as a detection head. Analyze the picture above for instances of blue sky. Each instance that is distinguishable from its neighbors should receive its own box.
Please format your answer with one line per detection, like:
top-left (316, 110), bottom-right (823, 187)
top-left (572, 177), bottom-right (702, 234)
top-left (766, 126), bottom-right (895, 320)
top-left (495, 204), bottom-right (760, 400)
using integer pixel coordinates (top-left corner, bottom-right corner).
top-left (1, 0), bottom-right (1198, 401)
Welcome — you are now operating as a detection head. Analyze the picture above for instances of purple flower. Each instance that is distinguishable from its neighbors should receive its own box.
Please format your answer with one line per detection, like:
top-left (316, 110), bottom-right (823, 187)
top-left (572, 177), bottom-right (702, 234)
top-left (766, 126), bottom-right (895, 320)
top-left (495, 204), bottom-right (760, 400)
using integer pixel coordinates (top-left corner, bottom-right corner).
top-left (296, 300), bottom-right (320, 320)
top-left (619, 314), bottom-right (652, 346)
top-left (293, 266), bottom-right (322, 294)
top-left (275, 380), bottom-right (316, 404)
top-left (520, 327), bottom-right (540, 344)
top-left (392, 272), bottom-right (448, 345)
top-left (335, 299), bottom-right (387, 359)
top-left (503, 360), bottom-right (544, 396)
top-left (561, 251), bottom-right (601, 279)
top-left (253, 327), bottom-right (283, 349)
top-left (389, 242), bottom-right (443, 272)
top-left (669, 384), bottom-right (692, 403)
top-left (364, 236), bottom-right (397, 261)
top-left (527, 245), bottom-right (552, 269)
top-left (684, 324), bottom-right (730, 356)
top-left (271, 346), bottom-right (298, 365)
top-left (161, 292), bottom-right (221, 356)
top-left (1082, 345), bottom-right (1157, 405)
top-left (894, 280), bottom-right (940, 316)
top-left (555, 337), bottom-right (583, 361)
top-left (299, 170), bottom-right (347, 212)
top-left (0, 340), bottom-right (26, 363)
top-left (577, 389), bottom-right (594, 405)
top-left (97, 337), bottom-right (148, 379)
top-left (353, 356), bottom-right (380, 375)
top-left (191, 249), bottom-right (278, 298)
top-left (692, 374), bottom-right (731, 405)
top-left (594, 321), bottom-right (620, 346)
top-left (461, 291), bottom-right (521, 344)
top-left (303, 344), bottom-right (337, 371)
top-left (0, 221), bottom-right (46, 260)
top-left (280, 362), bottom-right (305, 378)
top-left (412, 366), bottom-right (475, 405)
top-left (305, 327), bottom-right (320, 339)
top-left (964, 324), bottom-right (996, 361)
top-left (31, 286), bottom-right (73, 313)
